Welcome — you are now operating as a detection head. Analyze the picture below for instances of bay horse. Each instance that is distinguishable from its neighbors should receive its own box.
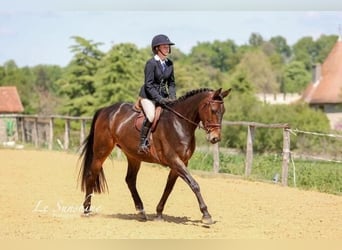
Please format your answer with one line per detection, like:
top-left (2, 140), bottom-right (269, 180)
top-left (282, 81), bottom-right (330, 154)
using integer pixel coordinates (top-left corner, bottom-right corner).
top-left (79, 88), bottom-right (231, 224)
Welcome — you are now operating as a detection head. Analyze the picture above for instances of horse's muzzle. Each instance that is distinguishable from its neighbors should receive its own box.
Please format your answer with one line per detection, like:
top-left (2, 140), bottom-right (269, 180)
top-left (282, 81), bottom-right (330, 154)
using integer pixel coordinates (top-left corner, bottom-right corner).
top-left (207, 131), bottom-right (221, 144)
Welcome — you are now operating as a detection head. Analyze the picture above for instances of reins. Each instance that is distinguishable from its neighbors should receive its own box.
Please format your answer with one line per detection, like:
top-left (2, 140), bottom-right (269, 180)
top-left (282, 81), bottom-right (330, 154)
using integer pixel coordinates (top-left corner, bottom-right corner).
top-left (164, 99), bottom-right (224, 133)
top-left (164, 105), bottom-right (201, 128)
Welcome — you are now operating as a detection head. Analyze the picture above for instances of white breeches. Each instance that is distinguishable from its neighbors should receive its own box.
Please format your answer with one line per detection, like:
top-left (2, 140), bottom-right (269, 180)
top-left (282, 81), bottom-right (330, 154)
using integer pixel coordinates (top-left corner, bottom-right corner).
top-left (140, 98), bottom-right (155, 123)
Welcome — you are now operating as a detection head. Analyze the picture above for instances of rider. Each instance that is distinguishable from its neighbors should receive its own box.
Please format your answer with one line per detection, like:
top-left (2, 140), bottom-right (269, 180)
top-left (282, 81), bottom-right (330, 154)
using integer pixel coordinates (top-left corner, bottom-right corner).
top-left (137, 34), bottom-right (177, 154)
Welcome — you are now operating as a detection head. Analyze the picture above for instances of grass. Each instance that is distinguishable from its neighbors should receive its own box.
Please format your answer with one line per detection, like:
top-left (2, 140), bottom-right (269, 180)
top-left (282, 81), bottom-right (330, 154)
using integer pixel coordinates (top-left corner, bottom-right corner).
top-left (188, 150), bottom-right (342, 195)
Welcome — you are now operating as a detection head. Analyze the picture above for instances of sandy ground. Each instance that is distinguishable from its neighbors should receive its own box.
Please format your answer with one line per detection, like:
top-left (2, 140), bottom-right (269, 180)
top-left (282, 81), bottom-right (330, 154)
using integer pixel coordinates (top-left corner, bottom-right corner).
top-left (0, 149), bottom-right (341, 239)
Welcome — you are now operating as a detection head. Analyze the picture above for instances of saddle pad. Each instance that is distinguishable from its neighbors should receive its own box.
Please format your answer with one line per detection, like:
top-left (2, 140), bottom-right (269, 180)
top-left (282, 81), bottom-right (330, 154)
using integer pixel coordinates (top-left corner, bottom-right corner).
top-left (134, 106), bottom-right (162, 132)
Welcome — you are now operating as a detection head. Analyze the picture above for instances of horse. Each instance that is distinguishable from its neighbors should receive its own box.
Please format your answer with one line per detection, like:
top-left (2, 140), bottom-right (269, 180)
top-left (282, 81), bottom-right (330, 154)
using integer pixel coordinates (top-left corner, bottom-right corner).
top-left (79, 88), bottom-right (231, 224)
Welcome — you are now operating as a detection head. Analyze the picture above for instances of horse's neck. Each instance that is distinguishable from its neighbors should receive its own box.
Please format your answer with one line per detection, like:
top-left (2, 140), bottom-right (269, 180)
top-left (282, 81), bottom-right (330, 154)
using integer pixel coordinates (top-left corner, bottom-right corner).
top-left (173, 96), bottom-right (203, 124)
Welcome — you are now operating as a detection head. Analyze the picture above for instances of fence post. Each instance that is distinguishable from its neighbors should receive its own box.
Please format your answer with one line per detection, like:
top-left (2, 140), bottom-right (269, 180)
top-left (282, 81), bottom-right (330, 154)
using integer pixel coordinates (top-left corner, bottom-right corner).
top-left (64, 119), bottom-right (70, 150)
top-left (15, 117), bottom-right (20, 141)
top-left (49, 117), bottom-right (54, 150)
top-left (245, 125), bottom-right (255, 177)
top-left (80, 119), bottom-right (86, 147)
top-left (212, 143), bottom-right (220, 173)
top-left (20, 117), bottom-right (26, 143)
top-left (282, 127), bottom-right (290, 186)
top-left (33, 117), bottom-right (39, 148)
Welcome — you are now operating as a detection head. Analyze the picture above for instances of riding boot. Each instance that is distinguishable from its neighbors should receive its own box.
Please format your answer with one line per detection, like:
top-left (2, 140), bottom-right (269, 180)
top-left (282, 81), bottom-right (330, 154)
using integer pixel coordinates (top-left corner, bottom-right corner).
top-left (138, 119), bottom-right (152, 154)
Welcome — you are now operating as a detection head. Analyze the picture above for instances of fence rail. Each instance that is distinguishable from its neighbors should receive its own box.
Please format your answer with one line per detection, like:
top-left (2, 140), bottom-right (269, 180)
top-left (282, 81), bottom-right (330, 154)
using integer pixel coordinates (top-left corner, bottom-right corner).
top-left (4, 114), bottom-right (338, 187)
top-left (219, 121), bottom-right (290, 185)
top-left (0, 114), bottom-right (92, 150)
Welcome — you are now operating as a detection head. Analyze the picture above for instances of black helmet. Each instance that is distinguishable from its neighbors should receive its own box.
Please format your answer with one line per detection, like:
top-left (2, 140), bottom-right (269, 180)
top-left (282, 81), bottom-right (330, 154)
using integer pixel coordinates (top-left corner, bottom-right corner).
top-left (151, 34), bottom-right (175, 53)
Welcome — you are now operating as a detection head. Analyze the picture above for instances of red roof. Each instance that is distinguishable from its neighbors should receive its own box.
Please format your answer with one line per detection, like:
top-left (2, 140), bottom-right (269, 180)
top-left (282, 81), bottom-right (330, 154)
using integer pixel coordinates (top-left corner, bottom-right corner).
top-left (302, 37), bottom-right (342, 104)
top-left (0, 86), bottom-right (24, 113)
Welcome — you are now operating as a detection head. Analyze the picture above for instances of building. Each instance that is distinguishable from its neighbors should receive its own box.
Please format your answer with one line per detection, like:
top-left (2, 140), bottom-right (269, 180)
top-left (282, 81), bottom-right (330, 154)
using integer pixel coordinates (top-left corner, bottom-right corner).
top-left (301, 36), bottom-right (342, 130)
top-left (0, 86), bottom-right (24, 142)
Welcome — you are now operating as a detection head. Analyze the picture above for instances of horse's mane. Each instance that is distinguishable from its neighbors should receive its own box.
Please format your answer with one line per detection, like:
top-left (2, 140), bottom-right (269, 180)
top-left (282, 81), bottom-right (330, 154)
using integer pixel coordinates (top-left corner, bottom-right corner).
top-left (169, 88), bottom-right (214, 105)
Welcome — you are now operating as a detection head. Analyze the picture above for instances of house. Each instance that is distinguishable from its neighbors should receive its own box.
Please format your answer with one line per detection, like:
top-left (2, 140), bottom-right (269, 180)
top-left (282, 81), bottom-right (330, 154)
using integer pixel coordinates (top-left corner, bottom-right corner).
top-left (301, 36), bottom-right (342, 130)
top-left (0, 86), bottom-right (24, 143)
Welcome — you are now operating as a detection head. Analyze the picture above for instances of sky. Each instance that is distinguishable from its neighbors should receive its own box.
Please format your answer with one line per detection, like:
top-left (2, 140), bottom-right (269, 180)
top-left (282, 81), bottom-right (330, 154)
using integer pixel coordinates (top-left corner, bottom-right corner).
top-left (1, 0), bottom-right (342, 67)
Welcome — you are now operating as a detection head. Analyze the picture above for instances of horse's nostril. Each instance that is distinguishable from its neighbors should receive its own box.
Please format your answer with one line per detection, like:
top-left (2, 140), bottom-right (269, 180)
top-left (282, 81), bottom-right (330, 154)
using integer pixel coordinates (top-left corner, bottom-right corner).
top-left (211, 137), bottom-right (220, 144)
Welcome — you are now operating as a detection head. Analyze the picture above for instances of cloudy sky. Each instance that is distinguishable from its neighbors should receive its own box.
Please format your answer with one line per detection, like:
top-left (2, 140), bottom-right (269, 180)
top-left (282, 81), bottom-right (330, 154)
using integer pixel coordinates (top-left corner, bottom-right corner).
top-left (1, 0), bottom-right (342, 67)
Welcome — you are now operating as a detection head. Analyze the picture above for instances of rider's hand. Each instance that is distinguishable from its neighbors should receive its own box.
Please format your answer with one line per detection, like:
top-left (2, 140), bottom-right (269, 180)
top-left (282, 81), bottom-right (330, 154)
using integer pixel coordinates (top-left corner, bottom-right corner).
top-left (158, 98), bottom-right (169, 107)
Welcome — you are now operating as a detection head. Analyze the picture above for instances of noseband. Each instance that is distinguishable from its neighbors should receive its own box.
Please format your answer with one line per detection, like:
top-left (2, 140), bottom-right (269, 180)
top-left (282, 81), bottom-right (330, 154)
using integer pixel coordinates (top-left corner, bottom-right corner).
top-left (200, 99), bottom-right (224, 133)
top-left (164, 98), bottom-right (224, 133)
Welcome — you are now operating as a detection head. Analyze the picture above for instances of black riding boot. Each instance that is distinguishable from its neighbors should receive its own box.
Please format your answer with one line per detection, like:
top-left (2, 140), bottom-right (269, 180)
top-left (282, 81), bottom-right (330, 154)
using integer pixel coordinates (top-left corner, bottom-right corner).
top-left (138, 119), bottom-right (152, 154)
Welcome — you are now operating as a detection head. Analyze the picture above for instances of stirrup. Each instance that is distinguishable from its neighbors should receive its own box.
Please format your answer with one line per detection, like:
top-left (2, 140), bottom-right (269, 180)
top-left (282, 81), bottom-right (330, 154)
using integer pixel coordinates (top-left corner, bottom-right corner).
top-left (138, 140), bottom-right (150, 154)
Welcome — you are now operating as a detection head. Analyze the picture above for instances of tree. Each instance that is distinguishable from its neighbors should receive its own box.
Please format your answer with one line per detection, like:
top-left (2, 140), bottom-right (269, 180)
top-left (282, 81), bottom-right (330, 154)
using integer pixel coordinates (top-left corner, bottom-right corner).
top-left (189, 39), bottom-right (239, 72)
top-left (315, 34), bottom-right (339, 63)
top-left (58, 36), bottom-right (104, 115)
top-left (282, 60), bottom-right (311, 93)
top-left (269, 35), bottom-right (291, 60)
top-left (93, 43), bottom-right (148, 110)
top-left (248, 32), bottom-right (264, 47)
top-left (237, 49), bottom-right (278, 95)
top-left (292, 36), bottom-right (317, 71)
top-left (227, 68), bottom-right (254, 94)
top-left (31, 65), bottom-right (63, 114)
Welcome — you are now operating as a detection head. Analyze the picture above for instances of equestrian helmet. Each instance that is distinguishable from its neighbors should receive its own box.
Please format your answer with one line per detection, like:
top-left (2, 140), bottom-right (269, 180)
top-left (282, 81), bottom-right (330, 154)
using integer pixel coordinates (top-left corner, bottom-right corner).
top-left (151, 34), bottom-right (175, 53)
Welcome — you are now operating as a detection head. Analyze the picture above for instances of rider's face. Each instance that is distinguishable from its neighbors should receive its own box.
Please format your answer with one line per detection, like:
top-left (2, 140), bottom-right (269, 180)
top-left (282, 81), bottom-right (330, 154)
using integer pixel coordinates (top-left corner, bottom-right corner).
top-left (158, 44), bottom-right (170, 56)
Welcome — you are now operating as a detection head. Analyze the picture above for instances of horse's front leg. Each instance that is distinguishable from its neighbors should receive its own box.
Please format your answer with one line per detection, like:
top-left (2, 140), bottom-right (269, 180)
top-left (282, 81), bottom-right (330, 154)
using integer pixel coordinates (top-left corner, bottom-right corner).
top-left (125, 158), bottom-right (147, 221)
top-left (174, 161), bottom-right (213, 225)
top-left (155, 169), bottom-right (178, 221)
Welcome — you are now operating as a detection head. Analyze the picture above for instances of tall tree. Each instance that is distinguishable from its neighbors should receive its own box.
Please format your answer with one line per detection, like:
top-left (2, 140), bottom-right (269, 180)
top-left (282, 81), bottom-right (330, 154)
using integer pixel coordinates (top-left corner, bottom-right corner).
top-left (189, 39), bottom-right (239, 72)
top-left (58, 36), bottom-right (104, 115)
top-left (93, 43), bottom-right (147, 109)
top-left (292, 36), bottom-right (317, 71)
top-left (32, 65), bottom-right (63, 114)
top-left (282, 60), bottom-right (311, 93)
top-left (269, 35), bottom-right (292, 60)
top-left (237, 49), bottom-right (278, 95)
top-left (315, 34), bottom-right (339, 63)
top-left (248, 32), bottom-right (264, 47)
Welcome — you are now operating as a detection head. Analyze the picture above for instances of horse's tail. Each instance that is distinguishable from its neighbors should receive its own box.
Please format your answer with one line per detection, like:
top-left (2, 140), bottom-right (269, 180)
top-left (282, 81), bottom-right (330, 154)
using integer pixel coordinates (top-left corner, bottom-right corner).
top-left (78, 108), bottom-right (108, 193)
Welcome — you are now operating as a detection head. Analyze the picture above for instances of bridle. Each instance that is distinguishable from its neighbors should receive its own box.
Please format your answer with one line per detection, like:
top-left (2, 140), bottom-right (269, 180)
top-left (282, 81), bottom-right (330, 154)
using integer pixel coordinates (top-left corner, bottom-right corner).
top-left (200, 99), bottom-right (224, 133)
top-left (164, 98), bottom-right (224, 134)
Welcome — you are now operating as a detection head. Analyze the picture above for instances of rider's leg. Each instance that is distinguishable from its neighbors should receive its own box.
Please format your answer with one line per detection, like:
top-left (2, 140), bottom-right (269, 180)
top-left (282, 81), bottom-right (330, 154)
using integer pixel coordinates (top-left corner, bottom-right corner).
top-left (138, 99), bottom-right (155, 153)
top-left (138, 118), bottom-right (152, 153)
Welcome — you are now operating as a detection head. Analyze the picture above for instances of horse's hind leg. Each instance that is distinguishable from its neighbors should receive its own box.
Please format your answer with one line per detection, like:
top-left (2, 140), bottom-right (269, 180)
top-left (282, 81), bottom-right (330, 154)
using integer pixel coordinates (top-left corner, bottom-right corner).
top-left (83, 156), bottom-right (108, 214)
top-left (155, 169), bottom-right (178, 221)
top-left (125, 157), bottom-right (146, 221)
top-left (83, 138), bottom-right (114, 214)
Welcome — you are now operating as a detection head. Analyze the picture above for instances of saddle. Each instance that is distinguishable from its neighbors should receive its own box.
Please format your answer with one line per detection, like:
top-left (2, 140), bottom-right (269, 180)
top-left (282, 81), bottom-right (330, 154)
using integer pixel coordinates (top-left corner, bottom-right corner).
top-left (133, 98), bottom-right (163, 132)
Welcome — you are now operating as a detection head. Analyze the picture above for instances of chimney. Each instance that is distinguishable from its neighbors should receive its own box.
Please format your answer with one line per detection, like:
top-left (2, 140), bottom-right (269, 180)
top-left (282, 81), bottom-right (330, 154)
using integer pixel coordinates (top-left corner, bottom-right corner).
top-left (312, 63), bottom-right (321, 84)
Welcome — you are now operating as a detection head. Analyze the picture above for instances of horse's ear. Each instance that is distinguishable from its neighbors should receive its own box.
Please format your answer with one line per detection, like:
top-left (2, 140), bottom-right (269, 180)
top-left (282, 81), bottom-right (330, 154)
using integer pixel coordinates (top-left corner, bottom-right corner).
top-left (213, 88), bottom-right (222, 98)
top-left (220, 88), bottom-right (232, 99)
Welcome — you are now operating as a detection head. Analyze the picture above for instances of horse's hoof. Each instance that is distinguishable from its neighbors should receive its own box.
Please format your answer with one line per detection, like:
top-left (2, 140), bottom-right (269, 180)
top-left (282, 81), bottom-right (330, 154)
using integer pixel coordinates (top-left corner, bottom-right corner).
top-left (154, 215), bottom-right (164, 222)
top-left (137, 211), bottom-right (148, 221)
top-left (202, 215), bottom-right (213, 225)
top-left (81, 211), bottom-right (92, 217)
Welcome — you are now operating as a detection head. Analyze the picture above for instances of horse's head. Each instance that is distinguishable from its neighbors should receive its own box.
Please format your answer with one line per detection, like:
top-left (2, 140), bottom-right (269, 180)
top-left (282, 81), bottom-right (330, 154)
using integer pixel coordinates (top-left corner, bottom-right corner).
top-left (199, 88), bottom-right (231, 144)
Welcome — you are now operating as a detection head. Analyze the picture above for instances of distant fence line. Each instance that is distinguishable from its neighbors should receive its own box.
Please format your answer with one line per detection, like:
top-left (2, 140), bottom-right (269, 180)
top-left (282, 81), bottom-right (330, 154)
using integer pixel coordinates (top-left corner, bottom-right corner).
top-left (1, 114), bottom-right (292, 185)
top-left (5, 114), bottom-right (340, 187)
top-left (0, 114), bottom-right (92, 150)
